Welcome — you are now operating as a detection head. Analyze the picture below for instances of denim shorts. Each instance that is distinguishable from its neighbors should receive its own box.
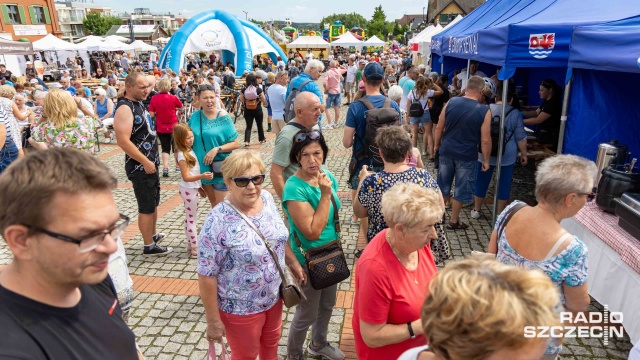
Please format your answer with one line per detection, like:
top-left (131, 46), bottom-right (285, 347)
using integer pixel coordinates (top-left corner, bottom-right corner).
top-left (212, 182), bottom-right (229, 191)
top-left (410, 111), bottom-right (431, 125)
top-left (326, 93), bottom-right (342, 108)
top-left (436, 154), bottom-right (477, 204)
top-left (474, 163), bottom-right (515, 200)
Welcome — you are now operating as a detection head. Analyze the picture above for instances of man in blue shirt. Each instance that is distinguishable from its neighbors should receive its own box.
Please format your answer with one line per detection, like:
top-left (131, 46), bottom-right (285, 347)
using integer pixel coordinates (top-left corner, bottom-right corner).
top-left (286, 59), bottom-right (325, 127)
top-left (343, 62), bottom-right (401, 230)
top-left (73, 79), bottom-right (92, 98)
top-left (59, 78), bottom-right (76, 96)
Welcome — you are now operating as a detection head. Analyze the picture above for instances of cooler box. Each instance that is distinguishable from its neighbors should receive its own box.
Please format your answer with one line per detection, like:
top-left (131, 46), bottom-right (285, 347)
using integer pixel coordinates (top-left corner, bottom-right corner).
top-left (614, 193), bottom-right (640, 241)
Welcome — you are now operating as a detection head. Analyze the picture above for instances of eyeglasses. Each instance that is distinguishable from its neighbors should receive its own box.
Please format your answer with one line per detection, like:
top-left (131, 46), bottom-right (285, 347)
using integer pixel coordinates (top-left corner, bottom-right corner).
top-left (579, 187), bottom-right (597, 202)
top-left (198, 84), bottom-right (215, 92)
top-left (294, 130), bottom-right (322, 143)
top-left (231, 174), bottom-right (266, 187)
top-left (23, 214), bottom-right (130, 253)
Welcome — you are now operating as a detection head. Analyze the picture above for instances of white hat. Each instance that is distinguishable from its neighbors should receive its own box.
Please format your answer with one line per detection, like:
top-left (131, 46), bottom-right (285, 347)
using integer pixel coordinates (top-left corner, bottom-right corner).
top-left (29, 78), bottom-right (38, 84)
top-left (26, 61), bottom-right (32, 65)
top-left (51, 83), bottom-right (63, 88)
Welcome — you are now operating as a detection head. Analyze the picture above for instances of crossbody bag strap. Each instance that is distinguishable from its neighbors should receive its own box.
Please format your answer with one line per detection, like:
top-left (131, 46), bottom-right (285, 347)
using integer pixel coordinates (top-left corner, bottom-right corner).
top-left (223, 199), bottom-right (288, 283)
top-left (199, 112), bottom-right (207, 153)
top-left (292, 191), bottom-right (341, 251)
top-left (498, 202), bottom-right (527, 239)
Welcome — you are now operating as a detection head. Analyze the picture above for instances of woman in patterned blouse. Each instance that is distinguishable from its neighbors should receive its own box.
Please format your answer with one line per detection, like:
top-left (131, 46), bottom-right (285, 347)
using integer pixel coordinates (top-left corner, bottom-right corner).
top-left (29, 89), bottom-right (99, 154)
top-left (198, 150), bottom-right (292, 360)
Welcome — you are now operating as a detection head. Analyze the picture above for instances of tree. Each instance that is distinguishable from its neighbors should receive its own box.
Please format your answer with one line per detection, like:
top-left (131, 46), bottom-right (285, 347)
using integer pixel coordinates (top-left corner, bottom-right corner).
top-left (366, 5), bottom-right (390, 40)
top-left (319, 13), bottom-right (368, 31)
top-left (83, 12), bottom-right (123, 36)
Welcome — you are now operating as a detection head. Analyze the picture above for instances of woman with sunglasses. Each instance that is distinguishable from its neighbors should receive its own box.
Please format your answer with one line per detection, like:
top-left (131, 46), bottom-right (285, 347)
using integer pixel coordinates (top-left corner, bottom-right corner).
top-left (198, 150), bottom-right (290, 360)
top-left (487, 154), bottom-right (596, 359)
top-left (188, 84), bottom-right (239, 207)
top-left (282, 129), bottom-right (345, 360)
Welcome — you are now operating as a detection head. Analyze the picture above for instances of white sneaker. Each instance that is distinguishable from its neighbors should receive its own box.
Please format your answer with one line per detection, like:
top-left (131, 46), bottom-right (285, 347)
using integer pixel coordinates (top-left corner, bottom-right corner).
top-left (322, 124), bottom-right (332, 130)
top-left (332, 123), bottom-right (339, 128)
top-left (421, 150), bottom-right (427, 156)
top-left (103, 138), bottom-right (111, 144)
top-left (470, 209), bottom-right (481, 219)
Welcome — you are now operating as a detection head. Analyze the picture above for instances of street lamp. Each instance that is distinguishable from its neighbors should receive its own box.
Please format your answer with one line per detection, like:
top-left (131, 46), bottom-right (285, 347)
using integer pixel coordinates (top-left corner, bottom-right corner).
top-left (243, 11), bottom-right (248, 20)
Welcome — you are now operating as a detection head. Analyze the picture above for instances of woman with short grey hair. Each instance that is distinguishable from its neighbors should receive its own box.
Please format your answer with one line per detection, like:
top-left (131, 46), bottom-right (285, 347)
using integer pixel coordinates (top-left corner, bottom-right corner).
top-left (488, 154), bottom-right (597, 359)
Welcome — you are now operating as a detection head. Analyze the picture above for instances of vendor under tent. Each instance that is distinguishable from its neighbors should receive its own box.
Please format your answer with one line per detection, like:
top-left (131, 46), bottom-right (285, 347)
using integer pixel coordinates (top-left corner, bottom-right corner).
top-left (130, 40), bottom-right (157, 52)
top-left (330, 31), bottom-right (363, 48)
top-left (286, 36), bottom-right (330, 50)
top-left (363, 35), bottom-right (385, 47)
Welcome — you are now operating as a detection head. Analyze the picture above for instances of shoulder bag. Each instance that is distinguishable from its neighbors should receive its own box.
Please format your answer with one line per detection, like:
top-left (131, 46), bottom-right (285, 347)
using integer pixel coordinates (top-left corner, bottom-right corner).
top-left (223, 199), bottom-right (306, 308)
top-left (470, 202), bottom-right (527, 259)
top-left (294, 193), bottom-right (350, 290)
top-left (199, 111), bottom-right (224, 177)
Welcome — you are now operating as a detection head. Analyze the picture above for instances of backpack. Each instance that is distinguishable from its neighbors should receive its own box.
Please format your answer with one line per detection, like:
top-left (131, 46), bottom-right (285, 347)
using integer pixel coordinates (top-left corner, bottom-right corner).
top-left (244, 85), bottom-right (259, 110)
top-left (409, 90), bottom-right (428, 118)
top-left (283, 79), bottom-right (312, 123)
top-left (288, 66), bottom-right (300, 79)
top-left (223, 74), bottom-right (235, 88)
top-left (356, 97), bottom-right (401, 167)
top-left (483, 105), bottom-right (517, 157)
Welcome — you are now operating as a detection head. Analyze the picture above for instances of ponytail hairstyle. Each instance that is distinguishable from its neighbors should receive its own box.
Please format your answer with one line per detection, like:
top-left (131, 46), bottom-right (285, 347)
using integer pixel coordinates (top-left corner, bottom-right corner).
top-left (173, 123), bottom-right (197, 168)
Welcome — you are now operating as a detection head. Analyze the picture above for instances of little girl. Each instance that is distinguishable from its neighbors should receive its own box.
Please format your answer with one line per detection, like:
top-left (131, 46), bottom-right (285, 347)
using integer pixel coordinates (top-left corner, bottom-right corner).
top-left (404, 125), bottom-right (425, 169)
top-left (173, 123), bottom-right (213, 257)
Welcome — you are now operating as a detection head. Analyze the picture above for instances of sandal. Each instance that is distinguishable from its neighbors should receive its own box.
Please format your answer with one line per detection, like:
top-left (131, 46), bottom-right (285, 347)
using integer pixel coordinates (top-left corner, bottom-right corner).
top-left (260, 139), bottom-right (266, 144)
top-left (447, 221), bottom-right (469, 230)
top-left (244, 142), bottom-right (250, 148)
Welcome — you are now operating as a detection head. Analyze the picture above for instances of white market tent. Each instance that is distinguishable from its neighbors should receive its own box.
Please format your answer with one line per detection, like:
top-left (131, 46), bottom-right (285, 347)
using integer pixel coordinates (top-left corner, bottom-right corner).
top-left (330, 31), bottom-right (364, 47)
top-left (412, 15), bottom-right (464, 55)
top-left (33, 34), bottom-right (83, 51)
top-left (363, 35), bottom-right (385, 46)
top-left (104, 35), bottom-right (131, 43)
top-left (75, 36), bottom-right (105, 50)
top-left (286, 36), bottom-right (330, 50)
top-left (88, 38), bottom-right (134, 52)
top-left (130, 40), bottom-right (157, 52)
top-left (76, 35), bottom-right (104, 43)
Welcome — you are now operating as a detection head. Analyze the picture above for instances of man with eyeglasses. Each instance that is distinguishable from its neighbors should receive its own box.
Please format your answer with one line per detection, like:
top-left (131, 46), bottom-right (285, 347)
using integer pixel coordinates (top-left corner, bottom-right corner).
top-left (271, 92), bottom-right (322, 199)
top-left (0, 148), bottom-right (141, 359)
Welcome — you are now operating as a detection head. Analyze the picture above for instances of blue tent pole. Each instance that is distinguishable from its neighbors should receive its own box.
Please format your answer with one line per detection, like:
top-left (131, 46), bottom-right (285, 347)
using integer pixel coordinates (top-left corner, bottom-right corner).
top-left (557, 76), bottom-right (573, 155)
top-left (492, 79), bottom-right (509, 226)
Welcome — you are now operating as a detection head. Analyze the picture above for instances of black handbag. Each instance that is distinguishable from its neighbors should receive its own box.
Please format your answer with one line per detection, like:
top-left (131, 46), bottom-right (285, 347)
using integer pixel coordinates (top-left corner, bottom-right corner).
top-left (294, 194), bottom-right (350, 290)
top-left (223, 199), bottom-right (306, 308)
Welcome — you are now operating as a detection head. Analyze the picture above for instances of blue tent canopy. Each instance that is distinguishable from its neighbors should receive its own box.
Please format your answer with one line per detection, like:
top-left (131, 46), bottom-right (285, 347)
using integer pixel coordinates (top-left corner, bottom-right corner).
top-left (568, 15), bottom-right (640, 74)
top-left (432, 0), bottom-right (640, 80)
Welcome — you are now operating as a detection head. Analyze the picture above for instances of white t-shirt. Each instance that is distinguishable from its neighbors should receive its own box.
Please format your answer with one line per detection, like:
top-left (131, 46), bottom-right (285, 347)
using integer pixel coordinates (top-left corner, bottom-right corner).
top-left (305, 52), bottom-right (314, 59)
top-left (346, 64), bottom-right (357, 83)
top-left (458, 69), bottom-right (487, 91)
top-left (77, 98), bottom-right (94, 118)
top-left (398, 345), bottom-right (430, 360)
top-left (150, 52), bottom-right (158, 63)
top-left (407, 89), bottom-right (435, 111)
top-left (177, 150), bottom-right (202, 188)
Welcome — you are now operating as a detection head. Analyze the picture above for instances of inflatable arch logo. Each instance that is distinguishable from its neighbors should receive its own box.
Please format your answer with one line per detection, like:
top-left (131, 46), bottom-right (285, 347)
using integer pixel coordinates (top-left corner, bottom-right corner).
top-left (159, 9), bottom-right (287, 76)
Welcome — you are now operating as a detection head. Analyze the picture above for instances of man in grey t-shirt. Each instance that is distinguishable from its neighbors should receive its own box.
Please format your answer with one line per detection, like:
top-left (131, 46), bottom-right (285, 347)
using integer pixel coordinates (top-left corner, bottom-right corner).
top-left (270, 92), bottom-right (322, 199)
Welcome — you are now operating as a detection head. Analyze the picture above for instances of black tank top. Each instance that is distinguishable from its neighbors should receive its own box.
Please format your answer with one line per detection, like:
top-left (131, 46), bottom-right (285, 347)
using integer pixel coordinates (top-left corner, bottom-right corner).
top-left (116, 98), bottom-right (159, 175)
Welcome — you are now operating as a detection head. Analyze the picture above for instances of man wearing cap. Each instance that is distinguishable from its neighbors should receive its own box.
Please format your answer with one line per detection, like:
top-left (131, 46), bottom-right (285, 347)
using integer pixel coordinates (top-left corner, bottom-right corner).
top-left (343, 62), bottom-right (401, 231)
top-left (101, 78), bottom-right (117, 100)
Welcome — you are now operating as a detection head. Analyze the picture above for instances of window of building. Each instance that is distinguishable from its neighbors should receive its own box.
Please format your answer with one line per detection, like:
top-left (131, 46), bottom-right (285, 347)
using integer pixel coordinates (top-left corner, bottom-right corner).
top-left (5, 4), bottom-right (22, 24)
top-left (31, 6), bottom-right (45, 24)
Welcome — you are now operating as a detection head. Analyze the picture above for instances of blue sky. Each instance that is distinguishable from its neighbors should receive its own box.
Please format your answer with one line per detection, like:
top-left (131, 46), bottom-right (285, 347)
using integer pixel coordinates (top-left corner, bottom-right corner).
top-left (107, 0), bottom-right (428, 24)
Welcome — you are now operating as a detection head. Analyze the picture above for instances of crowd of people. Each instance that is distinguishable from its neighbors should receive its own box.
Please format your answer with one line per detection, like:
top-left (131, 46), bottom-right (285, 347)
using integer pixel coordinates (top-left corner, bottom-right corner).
top-left (0, 45), bottom-right (606, 360)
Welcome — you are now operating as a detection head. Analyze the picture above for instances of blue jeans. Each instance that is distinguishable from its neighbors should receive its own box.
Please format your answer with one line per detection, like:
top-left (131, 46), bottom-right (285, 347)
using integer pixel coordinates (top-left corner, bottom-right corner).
top-left (436, 154), bottom-right (477, 204)
top-left (410, 111), bottom-right (431, 124)
top-left (474, 163), bottom-right (515, 201)
top-left (326, 93), bottom-right (342, 108)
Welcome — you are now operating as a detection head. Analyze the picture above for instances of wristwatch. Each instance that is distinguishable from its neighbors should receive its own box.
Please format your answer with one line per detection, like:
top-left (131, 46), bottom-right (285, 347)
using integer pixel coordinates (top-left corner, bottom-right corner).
top-left (217, 147), bottom-right (222, 153)
top-left (407, 322), bottom-right (416, 339)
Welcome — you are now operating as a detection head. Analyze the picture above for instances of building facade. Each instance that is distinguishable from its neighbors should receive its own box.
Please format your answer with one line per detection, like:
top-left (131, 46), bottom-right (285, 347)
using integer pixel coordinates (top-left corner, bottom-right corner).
top-left (427, 0), bottom-right (485, 25)
top-left (0, 0), bottom-right (61, 41)
top-left (55, 0), bottom-right (112, 41)
top-left (114, 8), bottom-right (187, 35)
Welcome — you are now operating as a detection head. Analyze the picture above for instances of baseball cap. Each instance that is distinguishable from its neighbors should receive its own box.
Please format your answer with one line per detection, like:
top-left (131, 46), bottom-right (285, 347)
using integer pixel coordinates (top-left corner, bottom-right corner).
top-left (363, 62), bottom-right (384, 81)
top-left (358, 80), bottom-right (365, 91)
top-left (100, 78), bottom-right (108, 85)
top-left (29, 78), bottom-right (38, 84)
top-left (51, 83), bottom-right (63, 88)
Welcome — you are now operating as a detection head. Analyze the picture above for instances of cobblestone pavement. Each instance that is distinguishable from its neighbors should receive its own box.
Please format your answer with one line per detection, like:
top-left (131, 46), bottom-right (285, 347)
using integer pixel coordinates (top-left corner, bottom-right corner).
top-left (0, 95), bottom-right (633, 359)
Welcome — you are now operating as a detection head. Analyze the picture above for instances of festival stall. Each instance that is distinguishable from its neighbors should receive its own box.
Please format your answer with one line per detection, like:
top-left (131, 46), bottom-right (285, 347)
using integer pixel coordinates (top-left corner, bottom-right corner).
top-left (0, 38), bottom-right (33, 76)
top-left (286, 36), bottom-right (330, 50)
top-left (130, 40), bottom-right (158, 52)
top-left (159, 9), bottom-right (287, 76)
top-left (329, 31), bottom-right (363, 48)
top-left (363, 35), bottom-right (386, 54)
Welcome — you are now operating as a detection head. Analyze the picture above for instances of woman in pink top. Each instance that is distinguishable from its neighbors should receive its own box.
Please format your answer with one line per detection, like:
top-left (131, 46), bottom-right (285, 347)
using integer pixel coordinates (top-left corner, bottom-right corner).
top-left (149, 78), bottom-right (183, 177)
top-left (322, 60), bottom-right (343, 129)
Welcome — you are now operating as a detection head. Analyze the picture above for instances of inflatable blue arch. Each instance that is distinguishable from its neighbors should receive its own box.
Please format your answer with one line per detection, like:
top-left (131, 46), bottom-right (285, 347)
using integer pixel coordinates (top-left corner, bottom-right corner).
top-left (159, 9), bottom-right (287, 76)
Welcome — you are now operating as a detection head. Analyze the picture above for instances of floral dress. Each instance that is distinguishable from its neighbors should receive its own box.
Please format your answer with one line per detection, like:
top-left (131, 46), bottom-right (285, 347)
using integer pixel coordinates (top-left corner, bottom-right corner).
top-left (32, 116), bottom-right (100, 154)
top-left (495, 200), bottom-right (589, 354)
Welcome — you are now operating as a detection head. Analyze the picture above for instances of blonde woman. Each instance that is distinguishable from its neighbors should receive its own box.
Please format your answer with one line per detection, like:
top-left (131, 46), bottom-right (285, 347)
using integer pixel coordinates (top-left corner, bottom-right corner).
top-left (406, 76), bottom-right (443, 157)
top-left (30, 89), bottom-right (100, 153)
top-left (399, 257), bottom-right (561, 360)
top-left (353, 182), bottom-right (442, 360)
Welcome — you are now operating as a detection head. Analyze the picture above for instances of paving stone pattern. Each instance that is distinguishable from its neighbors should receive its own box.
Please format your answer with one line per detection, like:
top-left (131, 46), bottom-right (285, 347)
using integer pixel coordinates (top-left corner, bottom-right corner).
top-left (0, 83), bottom-right (632, 359)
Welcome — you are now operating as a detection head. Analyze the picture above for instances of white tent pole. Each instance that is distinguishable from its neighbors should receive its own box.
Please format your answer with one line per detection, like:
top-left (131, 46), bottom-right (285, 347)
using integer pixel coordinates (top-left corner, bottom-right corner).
top-left (466, 58), bottom-right (471, 83)
top-left (492, 79), bottom-right (510, 225)
top-left (557, 76), bottom-right (572, 155)
top-left (441, 57), bottom-right (444, 74)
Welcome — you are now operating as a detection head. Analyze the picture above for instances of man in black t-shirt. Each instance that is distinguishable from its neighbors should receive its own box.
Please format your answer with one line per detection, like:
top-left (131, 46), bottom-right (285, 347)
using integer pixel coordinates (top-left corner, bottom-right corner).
top-left (0, 148), bottom-right (140, 359)
top-left (0, 64), bottom-right (12, 81)
top-left (114, 72), bottom-right (172, 255)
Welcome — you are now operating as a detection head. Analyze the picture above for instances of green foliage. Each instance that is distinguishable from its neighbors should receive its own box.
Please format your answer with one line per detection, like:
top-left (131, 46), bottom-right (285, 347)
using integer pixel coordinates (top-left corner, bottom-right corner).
top-left (319, 13), bottom-right (368, 30)
top-left (82, 12), bottom-right (122, 36)
top-left (365, 4), bottom-right (393, 41)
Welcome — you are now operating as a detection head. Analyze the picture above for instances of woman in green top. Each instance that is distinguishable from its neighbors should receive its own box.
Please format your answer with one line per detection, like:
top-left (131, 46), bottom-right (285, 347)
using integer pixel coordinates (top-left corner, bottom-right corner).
top-left (282, 129), bottom-right (345, 360)
top-left (188, 85), bottom-right (239, 207)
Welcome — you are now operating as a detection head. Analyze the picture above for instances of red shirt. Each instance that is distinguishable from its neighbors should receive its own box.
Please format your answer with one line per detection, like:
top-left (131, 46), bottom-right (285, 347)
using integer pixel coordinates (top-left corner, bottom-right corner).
top-left (353, 229), bottom-right (438, 360)
top-left (148, 92), bottom-right (183, 134)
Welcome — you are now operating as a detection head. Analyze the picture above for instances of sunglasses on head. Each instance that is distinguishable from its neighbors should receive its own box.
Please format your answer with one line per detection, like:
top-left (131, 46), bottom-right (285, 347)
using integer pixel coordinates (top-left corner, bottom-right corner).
top-left (231, 174), bottom-right (266, 187)
top-left (294, 130), bottom-right (322, 143)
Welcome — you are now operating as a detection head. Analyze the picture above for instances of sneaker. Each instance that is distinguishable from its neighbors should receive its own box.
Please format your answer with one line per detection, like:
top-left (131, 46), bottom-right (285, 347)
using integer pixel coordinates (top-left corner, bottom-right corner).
top-left (332, 123), bottom-right (339, 129)
top-left (103, 138), bottom-right (111, 144)
top-left (421, 150), bottom-right (427, 156)
top-left (153, 233), bottom-right (166, 243)
top-left (287, 354), bottom-right (305, 360)
top-left (143, 244), bottom-right (173, 255)
top-left (308, 342), bottom-right (345, 360)
top-left (162, 168), bottom-right (169, 177)
top-left (447, 221), bottom-right (469, 230)
top-left (470, 209), bottom-right (481, 219)
top-left (109, 133), bottom-right (115, 142)
top-left (322, 124), bottom-right (332, 130)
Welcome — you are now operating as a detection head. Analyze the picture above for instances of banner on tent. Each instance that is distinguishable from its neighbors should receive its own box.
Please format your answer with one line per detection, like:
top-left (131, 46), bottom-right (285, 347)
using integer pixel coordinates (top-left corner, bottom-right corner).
top-left (448, 33), bottom-right (478, 55)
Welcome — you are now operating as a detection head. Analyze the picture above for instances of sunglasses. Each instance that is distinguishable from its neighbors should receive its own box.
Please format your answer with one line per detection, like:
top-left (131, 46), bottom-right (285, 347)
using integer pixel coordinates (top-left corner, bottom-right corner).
top-left (294, 130), bottom-right (322, 143)
top-left (579, 187), bottom-right (597, 202)
top-left (231, 174), bottom-right (266, 187)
